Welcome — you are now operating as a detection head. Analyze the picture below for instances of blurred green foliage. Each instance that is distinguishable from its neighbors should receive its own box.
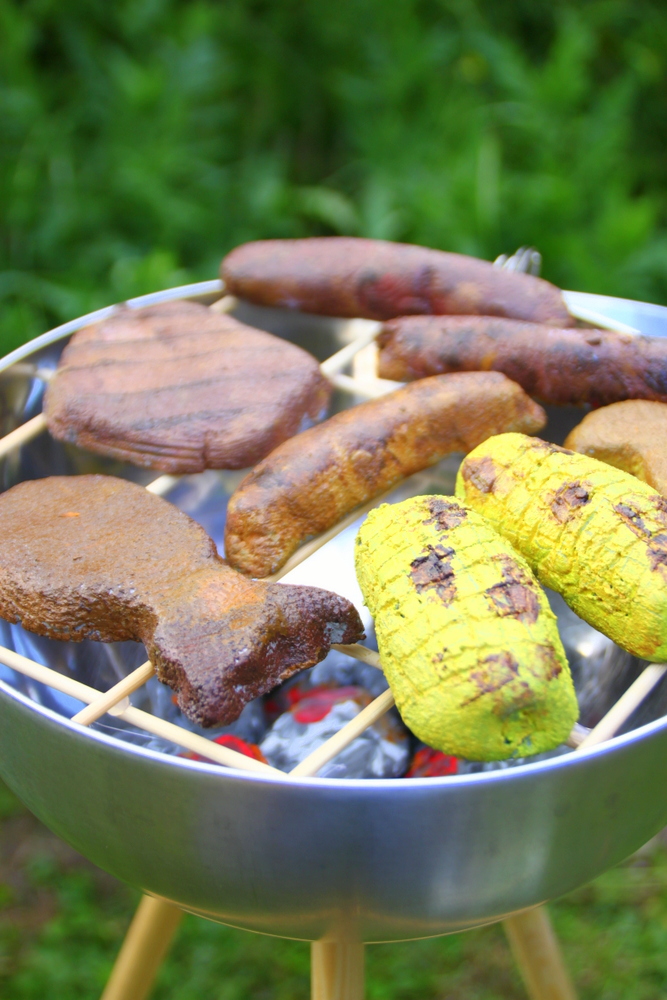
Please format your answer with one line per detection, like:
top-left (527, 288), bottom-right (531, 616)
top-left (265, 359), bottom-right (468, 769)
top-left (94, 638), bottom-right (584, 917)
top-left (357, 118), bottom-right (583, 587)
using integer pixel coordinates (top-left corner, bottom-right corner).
top-left (2, 0), bottom-right (667, 353)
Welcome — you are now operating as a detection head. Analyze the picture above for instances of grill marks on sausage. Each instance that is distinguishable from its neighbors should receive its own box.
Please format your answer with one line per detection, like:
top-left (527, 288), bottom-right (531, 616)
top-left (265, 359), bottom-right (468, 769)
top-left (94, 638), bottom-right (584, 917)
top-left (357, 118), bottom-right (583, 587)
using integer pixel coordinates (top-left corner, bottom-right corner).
top-left (485, 555), bottom-right (540, 624)
top-left (409, 545), bottom-right (456, 606)
top-left (549, 480), bottom-right (591, 523)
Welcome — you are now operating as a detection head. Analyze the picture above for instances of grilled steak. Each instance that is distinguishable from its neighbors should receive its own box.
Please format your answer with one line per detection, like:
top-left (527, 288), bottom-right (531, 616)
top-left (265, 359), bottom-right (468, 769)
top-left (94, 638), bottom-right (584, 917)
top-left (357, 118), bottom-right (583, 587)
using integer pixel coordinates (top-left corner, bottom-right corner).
top-left (44, 300), bottom-right (331, 473)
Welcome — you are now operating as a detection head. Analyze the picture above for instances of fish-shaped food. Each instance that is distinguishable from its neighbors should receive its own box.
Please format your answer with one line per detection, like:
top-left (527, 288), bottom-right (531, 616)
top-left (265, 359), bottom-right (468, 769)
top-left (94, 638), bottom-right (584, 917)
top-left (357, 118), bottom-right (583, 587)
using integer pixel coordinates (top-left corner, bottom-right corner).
top-left (0, 475), bottom-right (363, 727)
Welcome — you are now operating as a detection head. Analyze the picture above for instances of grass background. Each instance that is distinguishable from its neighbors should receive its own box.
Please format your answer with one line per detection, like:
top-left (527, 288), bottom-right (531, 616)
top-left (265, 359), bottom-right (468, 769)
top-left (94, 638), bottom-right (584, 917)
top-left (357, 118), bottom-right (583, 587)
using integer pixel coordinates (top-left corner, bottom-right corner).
top-left (3, 0), bottom-right (667, 355)
top-left (4, 1), bottom-right (667, 995)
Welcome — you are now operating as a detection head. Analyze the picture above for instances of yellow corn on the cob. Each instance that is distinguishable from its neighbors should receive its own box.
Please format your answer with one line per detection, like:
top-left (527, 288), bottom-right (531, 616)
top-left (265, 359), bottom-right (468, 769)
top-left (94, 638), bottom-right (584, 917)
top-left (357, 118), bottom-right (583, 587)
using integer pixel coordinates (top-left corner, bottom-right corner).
top-left (355, 496), bottom-right (578, 760)
top-left (456, 432), bottom-right (667, 660)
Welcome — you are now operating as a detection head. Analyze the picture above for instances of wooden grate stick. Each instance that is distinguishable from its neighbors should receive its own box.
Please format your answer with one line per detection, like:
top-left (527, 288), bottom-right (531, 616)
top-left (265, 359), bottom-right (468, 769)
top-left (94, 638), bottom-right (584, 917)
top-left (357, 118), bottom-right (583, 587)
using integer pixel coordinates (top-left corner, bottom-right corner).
top-left (0, 645), bottom-right (274, 775)
top-left (0, 413), bottom-right (47, 460)
top-left (577, 664), bottom-right (667, 750)
top-left (319, 320), bottom-right (382, 377)
top-left (291, 688), bottom-right (395, 778)
top-left (4, 634), bottom-right (665, 785)
top-left (71, 661), bottom-right (156, 727)
top-left (144, 474), bottom-right (182, 497)
top-left (0, 640), bottom-right (390, 780)
top-left (0, 638), bottom-right (379, 779)
top-left (209, 294), bottom-right (239, 314)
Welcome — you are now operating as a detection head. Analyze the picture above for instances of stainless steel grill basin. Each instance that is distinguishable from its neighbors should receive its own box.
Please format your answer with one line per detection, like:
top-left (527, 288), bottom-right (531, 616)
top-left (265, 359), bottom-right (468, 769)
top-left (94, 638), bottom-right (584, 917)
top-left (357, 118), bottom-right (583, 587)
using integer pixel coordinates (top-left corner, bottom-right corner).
top-left (1, 284), bottom-right (667, 943)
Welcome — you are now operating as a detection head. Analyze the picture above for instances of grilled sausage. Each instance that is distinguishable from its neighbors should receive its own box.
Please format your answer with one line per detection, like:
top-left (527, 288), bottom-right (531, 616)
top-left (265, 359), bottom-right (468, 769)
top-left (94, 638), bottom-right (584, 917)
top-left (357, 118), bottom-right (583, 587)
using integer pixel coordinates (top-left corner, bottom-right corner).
top-left (377, 315), bottom-right (667, 407)
top-left (224, 372), bottom-right (546, 578)
top-left (221, 237), bottom-right (573, 326)
top-left (0, 476), bottom-right (363, 727)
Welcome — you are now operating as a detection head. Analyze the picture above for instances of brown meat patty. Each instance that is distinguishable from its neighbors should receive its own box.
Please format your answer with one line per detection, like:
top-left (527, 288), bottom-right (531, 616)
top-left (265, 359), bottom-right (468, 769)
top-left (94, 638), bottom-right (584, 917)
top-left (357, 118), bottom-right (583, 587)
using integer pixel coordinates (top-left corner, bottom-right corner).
top-left (565, 400), bottom-right (667, 494)
top-left (0, 475), bottom-right (363, 727)
top-left (44, 300), bottom-right (331, 473)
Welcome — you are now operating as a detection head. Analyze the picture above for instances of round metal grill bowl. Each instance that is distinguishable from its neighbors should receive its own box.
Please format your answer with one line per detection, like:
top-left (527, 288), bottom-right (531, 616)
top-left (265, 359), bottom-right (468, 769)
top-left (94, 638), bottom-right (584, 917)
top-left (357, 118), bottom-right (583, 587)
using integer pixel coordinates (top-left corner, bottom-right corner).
top-left (1, 283), bottom-right (667, 944)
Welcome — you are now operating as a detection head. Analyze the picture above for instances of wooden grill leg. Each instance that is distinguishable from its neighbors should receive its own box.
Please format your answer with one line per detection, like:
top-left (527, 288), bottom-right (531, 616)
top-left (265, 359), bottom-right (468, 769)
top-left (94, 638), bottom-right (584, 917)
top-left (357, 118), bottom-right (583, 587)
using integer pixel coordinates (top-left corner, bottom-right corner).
top-left (503, 906), bottom-right (577, 1000)
top-left (100, 894), bottom-right (183, 1000)
top-left (311, 938), bottom-right (365, 1000)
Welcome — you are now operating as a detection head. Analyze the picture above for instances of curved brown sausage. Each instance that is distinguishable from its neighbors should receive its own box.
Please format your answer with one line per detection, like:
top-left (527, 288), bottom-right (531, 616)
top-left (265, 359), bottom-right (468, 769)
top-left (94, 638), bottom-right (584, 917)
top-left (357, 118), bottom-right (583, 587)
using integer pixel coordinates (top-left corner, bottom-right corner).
top-left (224, 371), bottom-right (546, 578)
top-left (377, 315), bottom-right (667, 407)
top-left (221, 237), bottom-right (573, 326)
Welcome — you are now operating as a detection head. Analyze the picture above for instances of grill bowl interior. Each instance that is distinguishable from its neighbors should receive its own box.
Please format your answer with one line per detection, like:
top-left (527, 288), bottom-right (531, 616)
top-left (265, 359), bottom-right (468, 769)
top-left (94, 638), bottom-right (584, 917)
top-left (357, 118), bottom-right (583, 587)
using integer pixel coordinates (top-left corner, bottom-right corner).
top-left (1, 284), bottom-right (667, 943)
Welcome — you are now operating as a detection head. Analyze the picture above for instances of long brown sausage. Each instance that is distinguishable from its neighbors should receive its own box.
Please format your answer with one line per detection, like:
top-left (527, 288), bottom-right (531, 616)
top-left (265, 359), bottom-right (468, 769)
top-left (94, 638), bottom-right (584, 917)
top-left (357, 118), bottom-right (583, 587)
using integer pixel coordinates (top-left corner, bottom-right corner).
top-left (224, 372), bottom-right (546, 578)
top-left (221, 237), bottom-right (573, 326)
top-left (377, 315), bottom-right (667, 407)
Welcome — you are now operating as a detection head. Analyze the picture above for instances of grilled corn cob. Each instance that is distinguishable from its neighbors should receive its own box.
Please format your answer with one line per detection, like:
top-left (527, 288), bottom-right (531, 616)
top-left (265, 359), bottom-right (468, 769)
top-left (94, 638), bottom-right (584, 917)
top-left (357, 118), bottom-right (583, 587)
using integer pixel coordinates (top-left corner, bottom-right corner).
top-left (355, 496), bottom-right (577, 760)
top-left (456, 432), bottom-right (667, 660)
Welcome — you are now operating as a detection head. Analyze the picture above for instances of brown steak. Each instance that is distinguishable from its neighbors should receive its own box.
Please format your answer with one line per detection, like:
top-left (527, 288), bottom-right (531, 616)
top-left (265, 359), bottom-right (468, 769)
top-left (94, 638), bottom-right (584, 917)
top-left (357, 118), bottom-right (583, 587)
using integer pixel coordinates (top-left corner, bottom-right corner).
top-left (0, 476), bottom-right (363, 727)
top-left (44, 300), bottom-right (331, 473)
top-left (377, 314), bottom-right (667, 407)
top-left (221, 237), bottom-right (572, 326)
top-left (224, 372), bottom-right (546, 578)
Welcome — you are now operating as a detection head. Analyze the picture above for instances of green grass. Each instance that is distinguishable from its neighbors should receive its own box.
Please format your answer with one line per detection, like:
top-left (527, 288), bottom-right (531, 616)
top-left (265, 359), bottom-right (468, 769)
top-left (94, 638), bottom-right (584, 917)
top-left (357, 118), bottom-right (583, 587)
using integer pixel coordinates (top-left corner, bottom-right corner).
top-left (3, 1), bottom-right (667, 355)
top-left (2, 777), bottom-right (667, 999)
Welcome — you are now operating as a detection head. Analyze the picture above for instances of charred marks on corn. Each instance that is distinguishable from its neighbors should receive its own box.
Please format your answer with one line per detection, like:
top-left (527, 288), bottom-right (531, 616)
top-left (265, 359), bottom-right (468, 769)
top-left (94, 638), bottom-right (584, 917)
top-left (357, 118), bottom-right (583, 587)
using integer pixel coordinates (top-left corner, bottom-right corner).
top-left (533, 643), bottom-right (563, 682)
top-left (464, 651), bottom-right (527, 712)
top-left (423, 496), bottom-right (467, 531)
top-left (461, 455), bottom-right (498, 494)
top-left (614, 497), bottom-right (667, 573)
top-left (463, 643), bottom-right (561, 713)
top-left (410, 544), bottom-right (456, 605)
top-left (530, 440), bottom-right (575, 456)
top-left (485, 555), bottom-right (539, 624)
top-left (549, 480), bottom-right (591, 523)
